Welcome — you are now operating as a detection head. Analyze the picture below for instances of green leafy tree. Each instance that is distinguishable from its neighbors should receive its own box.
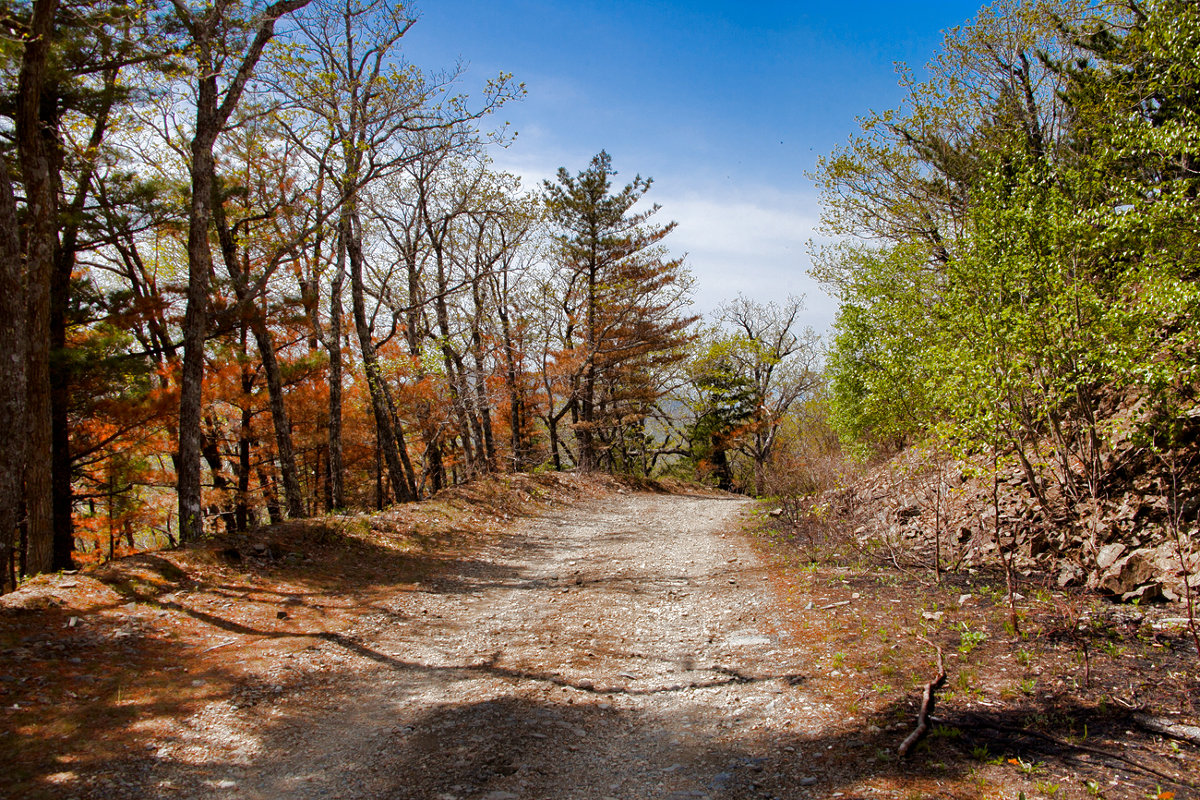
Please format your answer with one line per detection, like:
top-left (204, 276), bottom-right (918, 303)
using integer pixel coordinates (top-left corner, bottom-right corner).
top-left (686, 335), bottom-right (758, 490)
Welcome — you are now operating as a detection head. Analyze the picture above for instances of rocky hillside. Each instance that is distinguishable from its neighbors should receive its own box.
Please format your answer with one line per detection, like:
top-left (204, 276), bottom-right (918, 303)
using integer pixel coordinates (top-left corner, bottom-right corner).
top-left (802, 417), bottom-right (1200, 611)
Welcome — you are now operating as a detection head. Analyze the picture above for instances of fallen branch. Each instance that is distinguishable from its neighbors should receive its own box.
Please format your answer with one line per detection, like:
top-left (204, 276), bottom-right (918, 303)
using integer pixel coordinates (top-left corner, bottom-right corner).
top-left (898, 637), bottom-right (946, 757)
top-left (819, 600), bottom-right (852, 610)
top-left (1134, 713), bottom-right (1200, 746)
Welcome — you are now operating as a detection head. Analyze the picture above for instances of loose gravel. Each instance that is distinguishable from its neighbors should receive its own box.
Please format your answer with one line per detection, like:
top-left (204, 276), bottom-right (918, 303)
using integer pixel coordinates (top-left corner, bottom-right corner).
top-left (141, 491), bottom-right (839, 800)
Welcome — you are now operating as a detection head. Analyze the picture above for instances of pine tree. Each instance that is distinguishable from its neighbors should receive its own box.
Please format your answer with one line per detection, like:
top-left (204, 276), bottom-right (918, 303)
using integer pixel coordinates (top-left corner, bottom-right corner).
top-left (543, 151), bottom-right (695, 472)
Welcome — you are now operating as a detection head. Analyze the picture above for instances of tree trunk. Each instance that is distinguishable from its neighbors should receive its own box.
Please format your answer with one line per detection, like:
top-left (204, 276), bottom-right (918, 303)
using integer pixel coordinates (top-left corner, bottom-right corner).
top-left (177, 110), bottom-right (217, 542)
top-left (252, 319), bottom-right (305, 517)
top-left (48, 64), bottom-right (117, 571)
top-left (211, 185), bottom-right (306, 520)
top-left (236, 405), bottom-right (253, 532)
top-left (577, 258), bottom-right (599, 472)
top-left (346, 209), bottom-right (415, 502)
top-left (258, 464), bottom-right (282, 525)
top-left (17, 0), bottom-right (61, 573)
top-left (495, 290), bottom-right (528, 470)
top-left (201, 421), bottom-right (236, 534)
top-left (326, 236), bottom-right (346, 509)
top-left (0, 159), bottom-right (28, 592)
top-left (469, 278), bottom-right (496, 471)
top-left (174, 0), bottom-right (314, 542)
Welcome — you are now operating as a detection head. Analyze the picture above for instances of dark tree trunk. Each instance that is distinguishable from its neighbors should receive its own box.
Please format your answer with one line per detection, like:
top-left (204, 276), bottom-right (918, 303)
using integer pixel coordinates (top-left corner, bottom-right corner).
top-left (201, 421), bottom-right (236, 534)
top-left (326, 236), bottom-right (346, 509)
top-left (0, 159), bottom-right (28, 592)
top-left (711, 434), bottom-right (733, 492)
top-left (17, 0), bottom-right (61, 573)
top-left (48, 64), bottom-right (117, 571)
top-left (177, 103), bottom-right (217, 542)
top-left (211, 201), bottom-right (305, 518)
top-left (258, 464), bottom-right (282, 525)
top-left (236, 410), bottom-right (253, 531)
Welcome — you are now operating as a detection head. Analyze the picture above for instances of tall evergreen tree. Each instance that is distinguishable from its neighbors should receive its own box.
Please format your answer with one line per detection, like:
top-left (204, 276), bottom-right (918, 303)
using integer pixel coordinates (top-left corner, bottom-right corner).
top-left (543, 151), bottom-right (695, 472)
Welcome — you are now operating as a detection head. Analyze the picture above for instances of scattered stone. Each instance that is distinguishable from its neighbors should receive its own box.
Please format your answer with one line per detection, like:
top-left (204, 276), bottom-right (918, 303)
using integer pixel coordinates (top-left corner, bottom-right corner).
top-left (1096, 543), bottom-right (1127, 571)
top-left (1121, 582), bottom-right (1163, 604)
top-left (1057, 563), bottom-right (1085, 588)
top-left (1096, 550), bottom-right (1158, 598)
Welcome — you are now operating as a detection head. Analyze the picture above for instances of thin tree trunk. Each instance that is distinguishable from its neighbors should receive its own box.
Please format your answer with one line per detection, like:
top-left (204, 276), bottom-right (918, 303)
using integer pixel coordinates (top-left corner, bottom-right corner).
top-left (577, 257), bottom-right (599, 473)
top-left (346, 209), bottom-right (415, 502)
top-left (257, 464), bottom-right (282, 525)
top-left (496, 300), bottom-right (525, 469)
top-left (469, 279), bottom-right (496, 471)
top-left (201, 421), bottom-right (236, 534)
top-left (211, 196), bottom-right (306, 519)
top-left (326, 235), bottom-right (346, 508)
top-left (236, 408), bottom-right (253, 531)
top-left (173, 0), bottom-right (314, 542)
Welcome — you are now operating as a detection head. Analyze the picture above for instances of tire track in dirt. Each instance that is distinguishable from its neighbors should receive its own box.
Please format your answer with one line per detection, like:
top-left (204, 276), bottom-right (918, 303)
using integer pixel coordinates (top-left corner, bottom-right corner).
top-left (152, 491), bottom-right (840, 800)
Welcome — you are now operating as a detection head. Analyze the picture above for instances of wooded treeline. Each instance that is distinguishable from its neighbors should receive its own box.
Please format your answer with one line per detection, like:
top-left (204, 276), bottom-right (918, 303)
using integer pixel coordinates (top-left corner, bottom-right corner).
top-left (0, 0), bottom-right (822, 590)
top-left (817, 0), bottom-right (1200, 527)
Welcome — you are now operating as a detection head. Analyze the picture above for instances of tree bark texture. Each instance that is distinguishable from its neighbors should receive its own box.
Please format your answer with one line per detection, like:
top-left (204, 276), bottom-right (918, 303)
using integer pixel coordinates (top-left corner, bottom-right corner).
top-left (212, 198), bottom-right (305, 519)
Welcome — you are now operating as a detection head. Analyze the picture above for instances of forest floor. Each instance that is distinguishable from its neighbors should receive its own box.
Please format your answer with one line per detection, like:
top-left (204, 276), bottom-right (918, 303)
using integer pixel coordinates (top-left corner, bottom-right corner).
top-left (1, 474), bottom-right (1197, 800)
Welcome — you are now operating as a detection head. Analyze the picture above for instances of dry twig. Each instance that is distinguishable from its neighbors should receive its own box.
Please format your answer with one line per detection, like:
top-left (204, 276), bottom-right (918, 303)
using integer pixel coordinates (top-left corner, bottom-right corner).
top-left (898, 636), bottom-right (946, 757)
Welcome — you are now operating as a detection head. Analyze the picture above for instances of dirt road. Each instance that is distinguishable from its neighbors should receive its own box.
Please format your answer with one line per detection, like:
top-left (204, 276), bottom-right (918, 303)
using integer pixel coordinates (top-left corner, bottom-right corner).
top-left (9, 482), bottom-right (1197, 800)
top-left (138, 491), bottom-right (843, 800)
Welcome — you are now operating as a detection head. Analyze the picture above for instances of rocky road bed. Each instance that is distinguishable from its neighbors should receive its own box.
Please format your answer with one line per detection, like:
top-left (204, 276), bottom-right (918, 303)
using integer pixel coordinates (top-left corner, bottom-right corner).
top-left (133, 491), bottom-right (836, 800)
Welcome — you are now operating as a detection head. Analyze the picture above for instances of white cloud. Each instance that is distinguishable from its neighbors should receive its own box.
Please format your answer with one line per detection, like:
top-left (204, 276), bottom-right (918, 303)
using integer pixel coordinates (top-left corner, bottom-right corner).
top-left (661, 187), bottom-right (837, 335)
top-left (488, 140), bottom-right (841, 338)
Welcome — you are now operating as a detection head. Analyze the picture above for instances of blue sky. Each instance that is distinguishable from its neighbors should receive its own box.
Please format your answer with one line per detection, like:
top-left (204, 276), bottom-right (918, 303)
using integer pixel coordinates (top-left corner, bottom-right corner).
top-left (401, 1), bottom-right (987, 334)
